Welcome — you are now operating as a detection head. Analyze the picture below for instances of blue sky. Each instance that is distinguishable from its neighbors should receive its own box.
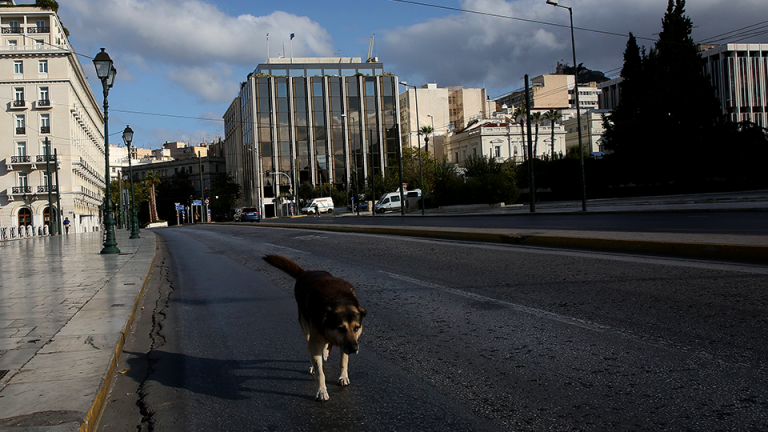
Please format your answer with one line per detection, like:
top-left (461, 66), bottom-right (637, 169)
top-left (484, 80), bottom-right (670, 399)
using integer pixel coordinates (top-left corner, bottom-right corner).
top-left (58, 0), bottom-right (765, 150)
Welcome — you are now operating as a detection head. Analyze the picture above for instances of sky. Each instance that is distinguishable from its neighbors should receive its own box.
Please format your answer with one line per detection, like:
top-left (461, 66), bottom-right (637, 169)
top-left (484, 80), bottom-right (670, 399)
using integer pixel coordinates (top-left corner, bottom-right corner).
top-left (58, 0), bottom-right (767, 150)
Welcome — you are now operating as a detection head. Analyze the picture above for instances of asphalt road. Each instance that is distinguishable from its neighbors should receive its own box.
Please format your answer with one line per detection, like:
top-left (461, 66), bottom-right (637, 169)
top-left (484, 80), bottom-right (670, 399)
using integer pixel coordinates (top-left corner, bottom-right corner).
top-left (100, 225), bottom-right (768, 431)
top-left (271, 210), bottom-right (768, 235)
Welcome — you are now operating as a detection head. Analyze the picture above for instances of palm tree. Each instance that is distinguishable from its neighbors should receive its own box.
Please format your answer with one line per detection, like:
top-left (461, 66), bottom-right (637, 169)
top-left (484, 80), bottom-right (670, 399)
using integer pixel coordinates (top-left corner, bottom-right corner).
top-left (531, 112), bottom-right (542, 158)
top-left (543, 109), bottom-right (562, 158)
top-left (420, 125), bottom-right (436, 184)
top-left (144, 171), bottom-right (161, 223)
top-left (513, 106), bottom-right (528, 160)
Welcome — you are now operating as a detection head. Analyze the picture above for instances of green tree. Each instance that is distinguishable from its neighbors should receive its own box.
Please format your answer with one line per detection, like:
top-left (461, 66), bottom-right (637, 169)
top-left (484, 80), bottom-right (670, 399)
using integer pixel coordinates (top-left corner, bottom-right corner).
top-left (543, 109), bottom-right (562, 157)
top-left (513, 106), bottom-right (528, 160)
top-left (210, 173), bottom-right (242, 213)
top-left (531, 112), bottom-right (542, 157)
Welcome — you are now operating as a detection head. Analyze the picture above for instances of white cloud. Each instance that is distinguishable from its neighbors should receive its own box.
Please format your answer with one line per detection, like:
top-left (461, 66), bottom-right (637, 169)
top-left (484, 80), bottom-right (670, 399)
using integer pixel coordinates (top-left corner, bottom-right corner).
top-left (61, 0), bottom-right (333, 65)
top-left (379, 0), bottom-right (766, 96)
top-left (168, 64), bottom-right (238, 104)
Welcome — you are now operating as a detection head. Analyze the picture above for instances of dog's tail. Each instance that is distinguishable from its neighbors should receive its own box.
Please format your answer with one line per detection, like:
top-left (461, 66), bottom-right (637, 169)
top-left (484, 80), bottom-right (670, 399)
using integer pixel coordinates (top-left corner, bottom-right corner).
top-left (263, 254), bottom-right (305, 279)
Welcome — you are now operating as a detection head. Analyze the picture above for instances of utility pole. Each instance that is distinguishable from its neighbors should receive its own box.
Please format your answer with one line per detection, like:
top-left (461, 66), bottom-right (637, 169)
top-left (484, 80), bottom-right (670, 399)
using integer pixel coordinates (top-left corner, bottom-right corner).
top-left (525, 75), bottom-right (536, 213)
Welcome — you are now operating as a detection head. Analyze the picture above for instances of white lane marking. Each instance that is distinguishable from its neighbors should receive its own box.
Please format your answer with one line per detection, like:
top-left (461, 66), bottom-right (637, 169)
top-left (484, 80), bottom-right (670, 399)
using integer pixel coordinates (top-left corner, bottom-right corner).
top-left (262, 243), bottom-right (308, 254)
top-left (379, 270), bottom-right (748, 368)
top-left (379, 270), bottom-right (609, 333)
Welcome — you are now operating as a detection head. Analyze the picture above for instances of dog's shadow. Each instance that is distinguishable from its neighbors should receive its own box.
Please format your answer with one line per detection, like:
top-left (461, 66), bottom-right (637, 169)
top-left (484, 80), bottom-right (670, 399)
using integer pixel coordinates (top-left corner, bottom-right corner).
top-left (123, 350), bottom-right (315, 401)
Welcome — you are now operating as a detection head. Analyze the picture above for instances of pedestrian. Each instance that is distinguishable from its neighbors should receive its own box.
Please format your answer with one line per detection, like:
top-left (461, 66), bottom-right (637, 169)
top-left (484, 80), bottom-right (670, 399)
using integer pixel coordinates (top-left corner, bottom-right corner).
top-left (63, 217), bottom-right (70, 235)
top-left (312, 204), bottom-right (319, 217)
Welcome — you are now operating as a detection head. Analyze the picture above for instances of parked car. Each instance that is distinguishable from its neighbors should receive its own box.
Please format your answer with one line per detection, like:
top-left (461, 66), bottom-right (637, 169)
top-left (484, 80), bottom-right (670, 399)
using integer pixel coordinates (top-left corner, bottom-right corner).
top-left (348, 202), bottom-right (369, 212)
top-left (238, 207), bottom-right (261, 222)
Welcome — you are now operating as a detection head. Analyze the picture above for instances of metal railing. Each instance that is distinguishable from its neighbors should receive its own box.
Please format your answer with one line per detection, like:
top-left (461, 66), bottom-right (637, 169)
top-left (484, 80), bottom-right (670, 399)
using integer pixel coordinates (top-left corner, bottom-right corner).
top-left (37, 99), bottom-right (51, 107)
top-left (15, 127), bottom-right (25, 134)
top-left (37, 185), bottom-right (57, 193)
top-left (11, 155), bottom-right (31, 163)
top-left (12, 99), bottom-right (25, 108)
top-left (2, 27), bottom-right (23, 34)
top-left (37, 154), bottom-right (55, 163)
top-left (11, 186), bottom-right (32, 194)
top-left (27, 26), bottom-right (50, 33)
top-left (40, 126), bottom-right (50, 134)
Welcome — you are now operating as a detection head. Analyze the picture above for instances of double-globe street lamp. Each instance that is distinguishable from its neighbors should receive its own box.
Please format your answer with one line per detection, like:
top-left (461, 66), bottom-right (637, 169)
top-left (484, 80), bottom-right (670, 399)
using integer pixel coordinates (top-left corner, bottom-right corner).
top-left (546, 0), bottom-right (587, 211)
top-left (122, 125), bottom-right (140, 239)
top-left (93, 48), bottom-right (120, 254)
top-left (399, 81), bottom-right (426, 215)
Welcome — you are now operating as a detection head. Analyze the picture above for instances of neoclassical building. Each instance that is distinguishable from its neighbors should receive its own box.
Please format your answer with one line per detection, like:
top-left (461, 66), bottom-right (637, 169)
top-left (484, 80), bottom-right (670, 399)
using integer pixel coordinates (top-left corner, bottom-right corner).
top-left (225, 57), bottom-right (401, 217)
top-left (0, 1), bottom-right (105, 233)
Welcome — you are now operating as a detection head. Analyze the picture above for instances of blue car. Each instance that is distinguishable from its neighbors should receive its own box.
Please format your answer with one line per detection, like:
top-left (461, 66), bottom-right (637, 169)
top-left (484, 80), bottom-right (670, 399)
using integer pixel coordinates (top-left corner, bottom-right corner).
top-left (239, 207), bottom-right (260, 222)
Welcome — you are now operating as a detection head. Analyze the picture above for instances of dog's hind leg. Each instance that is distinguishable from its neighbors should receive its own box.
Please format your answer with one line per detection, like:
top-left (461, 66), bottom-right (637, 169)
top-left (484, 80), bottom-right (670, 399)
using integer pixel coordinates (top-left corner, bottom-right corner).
top-left (309, 338), bottom-right (330, 401)
top-left (338, 352), bottom-right (350, 386)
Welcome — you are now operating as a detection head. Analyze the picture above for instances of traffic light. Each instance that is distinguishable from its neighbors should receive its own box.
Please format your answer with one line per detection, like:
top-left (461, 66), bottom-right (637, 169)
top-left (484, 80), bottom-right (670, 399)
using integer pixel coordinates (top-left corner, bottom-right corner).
top-left (265, 170), bottom-right (270, 177)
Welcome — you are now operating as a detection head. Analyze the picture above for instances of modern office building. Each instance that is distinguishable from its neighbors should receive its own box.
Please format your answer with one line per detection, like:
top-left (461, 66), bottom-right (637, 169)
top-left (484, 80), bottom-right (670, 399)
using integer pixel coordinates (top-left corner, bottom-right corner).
top-left (701, 43), bottom-right (768, 127)
top-left (226, 57), bottom-right (400, 217)
top-left (0, 1), bottom-right (105, 233)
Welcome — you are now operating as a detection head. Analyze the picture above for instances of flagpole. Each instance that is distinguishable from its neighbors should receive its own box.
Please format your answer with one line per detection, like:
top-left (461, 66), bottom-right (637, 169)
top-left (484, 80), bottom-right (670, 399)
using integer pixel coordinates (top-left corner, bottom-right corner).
top-left (290, 33), bottom-right (294, 63)
top-left (266, 33), bottom-right (269, 60)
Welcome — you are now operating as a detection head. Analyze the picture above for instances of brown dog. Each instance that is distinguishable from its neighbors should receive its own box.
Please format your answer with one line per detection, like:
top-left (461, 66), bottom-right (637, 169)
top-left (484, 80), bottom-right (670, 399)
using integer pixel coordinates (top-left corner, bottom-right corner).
top-left (263, 254), bottom-right (367, 401)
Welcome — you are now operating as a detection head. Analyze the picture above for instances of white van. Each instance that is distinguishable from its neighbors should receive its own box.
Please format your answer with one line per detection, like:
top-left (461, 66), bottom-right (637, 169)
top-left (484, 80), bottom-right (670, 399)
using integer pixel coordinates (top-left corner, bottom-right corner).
top-left (301, 197), bottom-right (334, 215)
top-left (375, 192), bottom-right (402, 214)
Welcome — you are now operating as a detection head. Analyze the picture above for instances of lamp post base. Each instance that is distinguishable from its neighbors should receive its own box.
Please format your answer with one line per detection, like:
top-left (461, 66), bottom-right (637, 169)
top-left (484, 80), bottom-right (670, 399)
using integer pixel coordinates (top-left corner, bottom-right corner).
top-left (100, 214), bottom-right (120, 254)
top-left (129, 213), bottom-right (141, 239)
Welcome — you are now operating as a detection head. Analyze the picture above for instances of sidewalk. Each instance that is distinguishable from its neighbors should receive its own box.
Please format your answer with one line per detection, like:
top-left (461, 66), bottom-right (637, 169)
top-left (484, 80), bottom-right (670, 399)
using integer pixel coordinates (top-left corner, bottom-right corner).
top-left (0, 229), bottom-right (156, 432)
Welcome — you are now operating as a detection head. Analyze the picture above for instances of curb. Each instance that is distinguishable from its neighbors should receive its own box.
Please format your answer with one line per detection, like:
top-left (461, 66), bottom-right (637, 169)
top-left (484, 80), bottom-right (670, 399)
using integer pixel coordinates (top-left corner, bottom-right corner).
top-left (247, 223), bottom-right (768, 263)
top-left (81, 234), bottom-right (158, 432)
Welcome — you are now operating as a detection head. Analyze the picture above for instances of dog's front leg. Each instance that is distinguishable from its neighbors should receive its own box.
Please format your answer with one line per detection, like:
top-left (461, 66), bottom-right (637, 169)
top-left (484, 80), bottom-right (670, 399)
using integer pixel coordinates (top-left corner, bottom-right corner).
top-left (309, 341), bottom-right (330, 401)
top-left (338, 352), bottom-right (350, 386)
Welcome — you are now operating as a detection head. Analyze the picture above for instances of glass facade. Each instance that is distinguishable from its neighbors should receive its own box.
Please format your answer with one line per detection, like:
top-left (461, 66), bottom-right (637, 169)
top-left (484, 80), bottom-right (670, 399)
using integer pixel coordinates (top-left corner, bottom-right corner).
top-left (238, 60), bottom-right (398, 217)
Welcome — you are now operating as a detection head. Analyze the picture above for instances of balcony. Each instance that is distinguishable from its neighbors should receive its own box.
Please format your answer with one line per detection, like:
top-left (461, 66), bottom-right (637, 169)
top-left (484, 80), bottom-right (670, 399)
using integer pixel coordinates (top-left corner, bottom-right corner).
top-left (10, 99), bottom-right (26, 109)
top-left (6, 155), bottom-right (36, 171)
top-left (11, 186), bottom-right (32, 194)
top-left (15, 127), bottom-right (25, 135)
top-left (36, 99), bottom-right (52, 109)
top-left (11, 155), bottom-right (31, 163)
top-left (27, 26), bottom-right (50, 34)
top-left (2, 27), bottom-right (24, 34)
top-left (7, 185), bottom-right (33, 202)
top-left (40, 126), bottom-right (50, 134)
top-left (37, 185), bottom-right (57, 193)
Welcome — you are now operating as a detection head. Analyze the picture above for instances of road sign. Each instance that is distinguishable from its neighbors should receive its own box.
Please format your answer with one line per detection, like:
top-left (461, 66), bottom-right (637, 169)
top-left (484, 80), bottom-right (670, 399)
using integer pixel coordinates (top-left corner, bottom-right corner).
top-left (175, 205), bottom-right (184, 210)
top-left (193, 200), bottom-right (202, 206)
top-left (205, 198), bottom-right (210, 205)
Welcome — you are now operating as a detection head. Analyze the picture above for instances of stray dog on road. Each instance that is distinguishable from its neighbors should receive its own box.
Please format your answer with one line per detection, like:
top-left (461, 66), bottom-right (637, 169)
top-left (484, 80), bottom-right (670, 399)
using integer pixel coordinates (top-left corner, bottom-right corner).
top-left (263, 254), bottom-right (367, 401)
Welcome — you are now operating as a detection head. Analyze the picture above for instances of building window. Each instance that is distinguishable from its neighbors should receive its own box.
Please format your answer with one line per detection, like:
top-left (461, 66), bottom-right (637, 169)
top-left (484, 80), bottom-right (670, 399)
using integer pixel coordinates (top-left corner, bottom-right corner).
top-left (14, 87), bottom-right (24, 102)
top-left (38, 60), bottom-right (47, 73)
top-left (40, 114), bottom-right (50, 134)
top-left (39, 86), bottom-right (49, 102)
top-left (7, 39), bottom-right (17, 48)
top-left (15, 114), bottom-right (25, 134)
top-left (14, 61), bottom-right (23, 74)
top-left (473, 148), bottom-right (477, 156)
top-left (18, 172), bottom-right (28, 187)
top-left (16, 141), bottom-right (26, 156)
top-left (495, 146), bottom-right (501, 158)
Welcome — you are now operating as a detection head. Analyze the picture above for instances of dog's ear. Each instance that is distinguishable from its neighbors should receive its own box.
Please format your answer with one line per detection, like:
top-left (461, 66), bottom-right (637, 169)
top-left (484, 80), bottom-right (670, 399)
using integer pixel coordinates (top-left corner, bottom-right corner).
top-left (321, 306), bottom-right (333, 325)
top-left (358, 306), bottom-right (367, 319)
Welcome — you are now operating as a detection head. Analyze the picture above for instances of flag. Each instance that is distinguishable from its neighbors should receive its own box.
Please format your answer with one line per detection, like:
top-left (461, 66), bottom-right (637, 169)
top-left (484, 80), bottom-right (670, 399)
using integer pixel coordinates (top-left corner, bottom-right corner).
top-left (290, 33), bottom-right (295, 40)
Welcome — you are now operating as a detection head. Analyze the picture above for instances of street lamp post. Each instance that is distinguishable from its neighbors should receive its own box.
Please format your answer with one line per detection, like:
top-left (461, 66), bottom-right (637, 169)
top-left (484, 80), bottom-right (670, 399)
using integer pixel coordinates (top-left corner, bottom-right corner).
top-left (546, 0), bottom-right (587, 211)
top-left (93, 48), bottom-right (120, 254)
top-left (399, 81), bottom-right (426, 215)
top-left (123, 125), bottom-right (140, 239)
